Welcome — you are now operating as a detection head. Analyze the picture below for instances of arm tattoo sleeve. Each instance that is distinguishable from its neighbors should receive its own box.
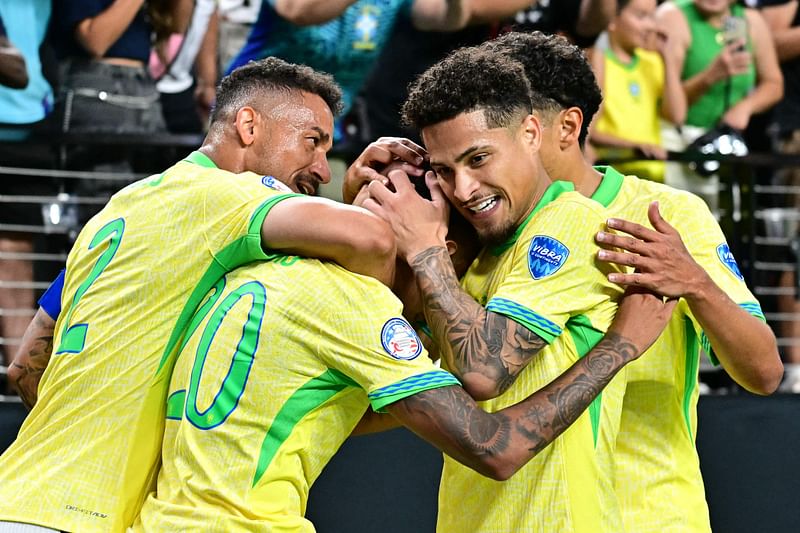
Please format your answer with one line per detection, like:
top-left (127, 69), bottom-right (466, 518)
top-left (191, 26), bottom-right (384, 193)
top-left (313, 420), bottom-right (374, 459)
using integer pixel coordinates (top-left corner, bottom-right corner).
top-left (410, 246), bottom-right (545, 395)
top-left (10, 312), bottom-right (55, 410)
top-left (390, 331), bottom-right (639, 476)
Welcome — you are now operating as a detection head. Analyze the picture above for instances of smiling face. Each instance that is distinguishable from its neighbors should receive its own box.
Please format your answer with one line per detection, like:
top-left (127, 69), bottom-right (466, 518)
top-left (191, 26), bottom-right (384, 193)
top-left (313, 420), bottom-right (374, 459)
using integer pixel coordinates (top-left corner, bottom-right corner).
top-left (246, 90), bottom-right (334, 195)
top-left (423, 109), bottom-right (548, 246)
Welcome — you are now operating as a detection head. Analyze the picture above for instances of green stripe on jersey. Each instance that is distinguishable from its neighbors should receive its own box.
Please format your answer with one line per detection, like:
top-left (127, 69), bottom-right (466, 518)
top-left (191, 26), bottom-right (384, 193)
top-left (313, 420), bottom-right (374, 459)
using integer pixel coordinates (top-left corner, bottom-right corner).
top-left (682, 317), bottom-right (700, 440)
top-left (566, 314), bottom-right (605, 446)
top-left (156, 193), bottom-right (299, 377)
top-left (253, 368), bottom-right (359, 486)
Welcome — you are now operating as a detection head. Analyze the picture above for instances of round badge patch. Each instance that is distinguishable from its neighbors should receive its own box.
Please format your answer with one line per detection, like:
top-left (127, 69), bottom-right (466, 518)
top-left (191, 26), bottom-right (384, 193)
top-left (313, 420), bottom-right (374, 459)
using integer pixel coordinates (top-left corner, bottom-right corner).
top-left (528, 235), bottom-right (569, 280)
top-left (380, 318), bottom-right (423, 361)
top-left (716, 243), bottom-right (744, 280)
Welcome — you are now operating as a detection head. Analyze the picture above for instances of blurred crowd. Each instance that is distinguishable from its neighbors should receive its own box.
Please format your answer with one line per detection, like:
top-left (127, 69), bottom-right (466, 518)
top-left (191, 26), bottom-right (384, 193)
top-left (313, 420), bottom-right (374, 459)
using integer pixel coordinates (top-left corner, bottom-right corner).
top-left (0, 0), bottom-right (799, 391)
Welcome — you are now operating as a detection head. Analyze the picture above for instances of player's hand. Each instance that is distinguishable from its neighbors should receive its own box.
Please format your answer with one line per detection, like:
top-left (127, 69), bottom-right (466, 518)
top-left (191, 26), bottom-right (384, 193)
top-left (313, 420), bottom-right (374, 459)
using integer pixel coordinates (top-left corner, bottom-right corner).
top-left (608, 285), bottom-right (678, 359)
top-left (595, 201), bottom-right (709, 299)
top-left (342, 137), bottom-right (428, 204)
top-left (361, 169), bottom-right (449, 263)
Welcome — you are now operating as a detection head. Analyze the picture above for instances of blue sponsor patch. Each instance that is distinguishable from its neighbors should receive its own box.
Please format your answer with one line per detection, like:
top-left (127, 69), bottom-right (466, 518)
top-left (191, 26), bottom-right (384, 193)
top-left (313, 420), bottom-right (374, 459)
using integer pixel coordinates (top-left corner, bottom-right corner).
top-left (261, 175), bottom-right (290, 192)
top-left (716, 243), bottom-right (743, 280)
top-left (528, 235), bottom-right (569, 280)
top-left (381, 318), bottom-right (423, 360)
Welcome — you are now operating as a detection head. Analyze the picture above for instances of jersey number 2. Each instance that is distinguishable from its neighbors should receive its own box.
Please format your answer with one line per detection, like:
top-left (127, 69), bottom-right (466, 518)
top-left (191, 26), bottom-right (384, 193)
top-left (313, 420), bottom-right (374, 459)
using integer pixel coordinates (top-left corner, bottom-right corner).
top-left (55, 218), bottom-right (125, 355)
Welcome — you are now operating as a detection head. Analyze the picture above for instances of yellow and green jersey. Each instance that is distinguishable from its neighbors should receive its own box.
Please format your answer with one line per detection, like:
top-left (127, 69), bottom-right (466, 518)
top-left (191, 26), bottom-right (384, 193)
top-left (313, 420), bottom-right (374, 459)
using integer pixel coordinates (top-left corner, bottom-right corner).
top-left (594, 47), bottom-right (665, 182)
top-left (592, 166), bottom-right (764, 533)
top-left (0, 152), bottom-right (299, 532)
top-left (133, 258), bottom-right (459, 532)
top-left (437, 181), bottom-right (626, 533)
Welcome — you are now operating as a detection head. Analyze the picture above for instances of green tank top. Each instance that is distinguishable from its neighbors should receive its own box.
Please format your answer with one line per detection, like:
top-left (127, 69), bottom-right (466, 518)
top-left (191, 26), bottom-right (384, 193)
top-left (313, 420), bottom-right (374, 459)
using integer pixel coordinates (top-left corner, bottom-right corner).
top-left (678, 0), bottom-right (756, 128)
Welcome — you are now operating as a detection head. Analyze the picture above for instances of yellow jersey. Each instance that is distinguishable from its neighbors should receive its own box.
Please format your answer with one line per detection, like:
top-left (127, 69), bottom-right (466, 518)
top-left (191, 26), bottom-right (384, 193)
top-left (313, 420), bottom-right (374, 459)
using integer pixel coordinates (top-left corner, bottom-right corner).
top-left (592, 166), bottom-right (764, 533)
top-left (0, 151), bottom-right (299, 532)
top-left (133, 258), bottom-right (459, 532)
top-left (437, 181), bottom-right (626, 533)
top-left (594, 47), bottom-right (666, 182)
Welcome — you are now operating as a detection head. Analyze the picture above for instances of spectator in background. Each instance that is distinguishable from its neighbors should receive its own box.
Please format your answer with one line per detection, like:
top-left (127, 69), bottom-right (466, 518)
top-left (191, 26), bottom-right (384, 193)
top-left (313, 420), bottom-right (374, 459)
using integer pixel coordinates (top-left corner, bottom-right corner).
top-left (0, 0), bottom-right (55, 370)
top-left (218, 0), bottom-right (262, 74)
top-left (50, 0), bottom-right (181, 225)
top-left (227, 0), bottom-right (470, 142)
top-left (469, 0), bottom-right (617, 47)
top-left (760, 0), bottom-right (800, 391)
top-left (0, 16), bottom-right (28, 89)
top-left (656, 0), bottom-right (782, 211)
top-left (358, 15), bottom-right (490, 146)
top-left (589, 0), bottom-right (687, 182)
top-left (150, 0), bottom-right (216, 132)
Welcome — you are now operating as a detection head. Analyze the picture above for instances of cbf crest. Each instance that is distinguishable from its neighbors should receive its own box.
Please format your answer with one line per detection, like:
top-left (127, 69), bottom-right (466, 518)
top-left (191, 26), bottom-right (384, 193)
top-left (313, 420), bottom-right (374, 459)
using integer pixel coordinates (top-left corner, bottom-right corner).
top-left (717, 243), bottom-right (744, 280)
top-left (528, 235), bottom-right (569, 280)
top-left (381, 318), bottom-right (422, 360)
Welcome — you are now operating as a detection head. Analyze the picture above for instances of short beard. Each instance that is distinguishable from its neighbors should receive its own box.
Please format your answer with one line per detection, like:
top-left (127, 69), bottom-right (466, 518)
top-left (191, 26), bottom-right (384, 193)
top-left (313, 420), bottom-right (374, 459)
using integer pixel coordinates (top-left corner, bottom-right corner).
top-left (476, 221), bottom-right (516, 247)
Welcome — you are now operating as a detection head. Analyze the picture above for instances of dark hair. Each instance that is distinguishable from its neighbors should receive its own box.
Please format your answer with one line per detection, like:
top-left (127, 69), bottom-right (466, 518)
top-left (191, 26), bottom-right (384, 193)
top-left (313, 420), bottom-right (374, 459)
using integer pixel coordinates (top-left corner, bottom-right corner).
top-left (401, 47), bottom-right (532, 131)
top-left (211, 57), bottom-right (343, 123)
top-left (482, 31), bottom-right (602, 146)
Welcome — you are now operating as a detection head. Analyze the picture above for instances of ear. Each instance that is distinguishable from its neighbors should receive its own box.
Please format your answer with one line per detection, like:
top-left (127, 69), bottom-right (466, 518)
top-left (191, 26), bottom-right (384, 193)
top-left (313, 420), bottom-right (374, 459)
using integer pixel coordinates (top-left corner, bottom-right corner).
top-left (521, 113), bottom-right (543, 152)
top-left (445, 238), bottom-right (458, 258)
top-left (234, 106), bottom-right (258, 146)
top-left (559, 107), bottom-right (584, 149)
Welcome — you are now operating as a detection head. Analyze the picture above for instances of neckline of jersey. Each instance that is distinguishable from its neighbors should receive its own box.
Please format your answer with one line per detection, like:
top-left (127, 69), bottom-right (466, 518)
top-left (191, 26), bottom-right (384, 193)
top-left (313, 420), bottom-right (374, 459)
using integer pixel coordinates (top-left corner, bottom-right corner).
top-left (591, 165), bottom-right (625, 208)
top-left (488, 180), bottom-right (575, 256)
top-left (605, 46), bottom-right (640, 71)
top-left (184, 150), bottom-right (218, 168)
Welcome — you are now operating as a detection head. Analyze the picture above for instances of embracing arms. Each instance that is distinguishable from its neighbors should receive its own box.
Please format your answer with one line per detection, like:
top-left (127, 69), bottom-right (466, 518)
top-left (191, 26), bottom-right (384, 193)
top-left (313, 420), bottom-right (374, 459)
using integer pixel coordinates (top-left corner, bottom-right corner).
top-left (596, 201), bottom-right (782, 394)
top-left (387, 288), bottom-right (673, 480)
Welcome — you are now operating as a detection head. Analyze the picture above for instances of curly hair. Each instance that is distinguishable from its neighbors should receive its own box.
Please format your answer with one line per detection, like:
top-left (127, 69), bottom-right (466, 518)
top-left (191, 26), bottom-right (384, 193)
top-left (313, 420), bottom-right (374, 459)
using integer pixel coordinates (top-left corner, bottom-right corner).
top-left (211, 57), bottom-right (343, 123)
top-left (401, 47), bottom-right (532, 132)
top-left (481, 31), bottom-right (602, 146)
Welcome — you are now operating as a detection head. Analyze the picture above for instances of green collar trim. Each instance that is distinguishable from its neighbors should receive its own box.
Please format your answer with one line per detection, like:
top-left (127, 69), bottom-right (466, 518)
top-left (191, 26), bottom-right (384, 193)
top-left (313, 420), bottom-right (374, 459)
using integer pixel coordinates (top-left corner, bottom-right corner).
top-left (489, 180), bottom-right (574, 256)
top-left (184, 150), bottom-right (218, 169)
top-left (591, 166), bottom-right (625, 208)
top-left (605, 47), bottom-right (640, 71)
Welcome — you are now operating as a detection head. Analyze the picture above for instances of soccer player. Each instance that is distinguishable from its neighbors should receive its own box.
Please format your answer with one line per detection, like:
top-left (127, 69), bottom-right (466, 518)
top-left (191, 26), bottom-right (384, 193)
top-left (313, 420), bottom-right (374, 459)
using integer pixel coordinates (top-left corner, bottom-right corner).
top-left (0, 58), bottom-right (403, 533)
top-left (483, 31), bottom-right (782, 532)
top-left (132, 210), bottom-right (674, 532)
top-left (361, 48), bottom-right (632, 532)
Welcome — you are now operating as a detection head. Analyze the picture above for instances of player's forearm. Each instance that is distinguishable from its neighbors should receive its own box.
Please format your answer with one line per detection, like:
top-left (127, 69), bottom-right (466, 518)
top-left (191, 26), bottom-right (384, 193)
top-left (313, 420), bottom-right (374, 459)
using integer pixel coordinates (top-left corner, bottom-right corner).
top-left (273, 0), bottom-right (358, 25)
top-left (351, 410), bottom-right (402, 436)
top-left (388, 331), bottom-right (638, 481)
top-left (7, 308), bottom-right (56, 410)
top-left (261, 199), bottom-right (397, 286)
top-left (409, 246), bottom-right (545, 400)
top-left (686, 280), bottom-right (782, 394)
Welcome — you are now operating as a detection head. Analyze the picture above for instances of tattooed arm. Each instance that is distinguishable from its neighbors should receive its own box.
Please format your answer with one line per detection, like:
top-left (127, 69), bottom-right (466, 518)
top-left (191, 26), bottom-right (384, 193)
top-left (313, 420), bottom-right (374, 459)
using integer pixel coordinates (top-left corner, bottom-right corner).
top-left (362, 172), bottom-right (546, 400)
top-left (7, 307), bottom-right (55, 410)
top-left (386, 289), bottom-right (675, 480)
top-left (410, 246), bottom-right (547, 400)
